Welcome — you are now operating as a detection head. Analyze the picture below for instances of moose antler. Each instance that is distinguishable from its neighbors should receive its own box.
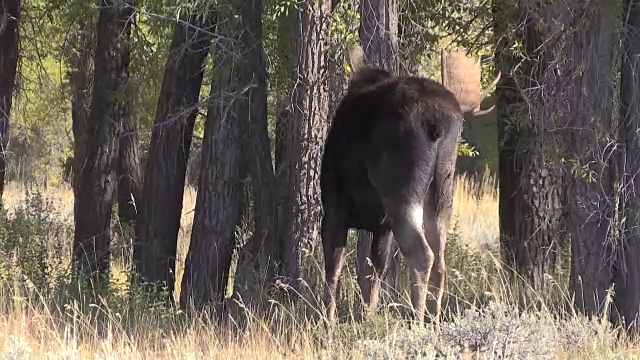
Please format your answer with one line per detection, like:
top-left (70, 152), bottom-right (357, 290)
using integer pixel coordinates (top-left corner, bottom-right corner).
top-left (468, 71), bottom-right (501, 116)
top-left (441, 49), bottom-right (500, 117)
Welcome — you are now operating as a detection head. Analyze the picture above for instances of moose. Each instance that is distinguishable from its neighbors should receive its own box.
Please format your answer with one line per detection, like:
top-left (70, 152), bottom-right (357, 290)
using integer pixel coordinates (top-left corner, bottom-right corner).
top-left (320, 47), bottom-right (499, 327)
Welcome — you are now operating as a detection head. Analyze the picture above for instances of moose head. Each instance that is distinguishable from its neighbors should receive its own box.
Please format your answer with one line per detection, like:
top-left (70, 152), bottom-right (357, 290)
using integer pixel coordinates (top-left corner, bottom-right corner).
top-left (346, 45), bottom-right (500, 117)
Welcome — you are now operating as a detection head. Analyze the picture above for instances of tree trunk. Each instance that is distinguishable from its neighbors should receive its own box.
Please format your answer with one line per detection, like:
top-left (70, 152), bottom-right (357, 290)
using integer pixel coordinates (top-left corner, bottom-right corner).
top-left (565, 3), bottom-right (618, 317)
top-left (114, 84), bottom-right (142, 263)
top-left (397, 1), bottom-right (420, 76)
top-left (276, 0), bottom-right (333, 293)
top-left (614, 0), bottom-right (640, 332)
top-left (179, 5), bottom-right (245, 310)
top-left (73, 0), bottom-right (133, 282)
top-left (0, 0), bottom-right (20, 200)
top-left (116, 91), bottom-right (142, 226)
top-left (68, 20), bottom-right (94, 209)
top-left (496, 0), bottom-right (564, 292)
top-left (133, 8), bottom-right (214, 299)
top-left (231, 0), bottom-right (277, 300)
top-left (356, 0), bottom-right (400, 304)
top-left (359, 0), bottom-right (398, 71)
top-left (495, 0), bottom-right (519, 282)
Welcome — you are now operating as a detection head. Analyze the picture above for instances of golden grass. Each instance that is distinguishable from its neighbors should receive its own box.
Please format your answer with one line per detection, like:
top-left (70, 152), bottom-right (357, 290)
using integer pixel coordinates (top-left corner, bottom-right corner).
top-left (1, 174), bottom-right (639, 359)
top-left (452, 170), bottom-right (498, 251)
top-left (3, 171), bottom-right (497, 260)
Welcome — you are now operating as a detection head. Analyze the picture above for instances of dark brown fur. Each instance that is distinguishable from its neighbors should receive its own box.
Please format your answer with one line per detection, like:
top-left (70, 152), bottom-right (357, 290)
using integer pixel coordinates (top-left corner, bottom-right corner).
top-left (320, 66), bottom-right (464, 326)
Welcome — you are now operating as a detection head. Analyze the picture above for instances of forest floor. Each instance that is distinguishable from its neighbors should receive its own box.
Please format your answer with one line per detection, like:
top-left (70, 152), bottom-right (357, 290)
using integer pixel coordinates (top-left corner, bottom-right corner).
top-left (1, 173), bottom-right (639, 359)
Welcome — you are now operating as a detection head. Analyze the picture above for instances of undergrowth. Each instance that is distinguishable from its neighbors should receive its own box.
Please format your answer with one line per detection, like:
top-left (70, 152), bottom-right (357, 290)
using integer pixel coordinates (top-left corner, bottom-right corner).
top-left (0, 180), bottom-right (637, 359)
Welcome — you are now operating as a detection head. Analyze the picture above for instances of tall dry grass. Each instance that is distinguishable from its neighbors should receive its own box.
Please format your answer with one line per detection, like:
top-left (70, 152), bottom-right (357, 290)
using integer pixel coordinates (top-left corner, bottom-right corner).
top-left (1, 174), bottom-right (639, 359)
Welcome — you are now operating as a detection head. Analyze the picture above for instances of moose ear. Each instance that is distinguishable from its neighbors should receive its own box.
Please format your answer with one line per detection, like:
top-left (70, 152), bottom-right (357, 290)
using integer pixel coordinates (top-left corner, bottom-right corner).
top-left (440, 49), bottom-right (499, 117)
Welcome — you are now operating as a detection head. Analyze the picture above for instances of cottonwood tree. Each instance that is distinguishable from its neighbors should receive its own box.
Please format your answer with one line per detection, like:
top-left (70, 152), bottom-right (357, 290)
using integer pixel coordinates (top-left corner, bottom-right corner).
top-left (74, 0), bottom-right (134, 282)
top-left (494, 0), bottom-right (565, 291)
top-left (615, 0), bottom-right (640, 332)
top-left (116, 46), bottom-right (142, 228)
top-left (67, 19), bottom-right (94, 212)
top-left (563, 1), bottom-right (618, 317)
top-left (229, 0), bottom-right (276, 301)
top-left (133, 5), bottom-right (214, 299)
top-left (180, 2), bottom-right (245, 309)
top-left (66, 3), bottom-right (140, 276)
top-left (0, 0), bottom-right (20, 199)
top-left (276, 0), bottom-right (334, 292)
top-left (181, 0), bottom-right (277, 309)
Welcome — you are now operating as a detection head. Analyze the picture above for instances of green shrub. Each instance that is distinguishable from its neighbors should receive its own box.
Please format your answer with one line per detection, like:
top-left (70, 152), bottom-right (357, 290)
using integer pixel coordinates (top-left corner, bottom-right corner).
top-left (0, 188), bottom-right (71, 292)
top-left (444, 216), bottom-right (499, 315)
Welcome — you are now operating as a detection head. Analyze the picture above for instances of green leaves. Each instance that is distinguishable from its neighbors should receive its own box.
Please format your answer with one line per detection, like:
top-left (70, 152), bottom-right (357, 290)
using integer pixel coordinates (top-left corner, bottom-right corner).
top-left (459, 139), bottom-right (480, 157)
top-left (271, 0), bottom-right (296, 19)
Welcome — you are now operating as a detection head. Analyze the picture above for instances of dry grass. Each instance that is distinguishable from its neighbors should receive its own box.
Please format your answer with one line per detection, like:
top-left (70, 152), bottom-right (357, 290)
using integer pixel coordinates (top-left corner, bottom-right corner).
top-left (1, 173), bottom-right (639, 359)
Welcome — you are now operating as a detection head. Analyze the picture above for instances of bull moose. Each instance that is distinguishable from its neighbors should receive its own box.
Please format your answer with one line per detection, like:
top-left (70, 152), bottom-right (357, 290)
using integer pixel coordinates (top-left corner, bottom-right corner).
top-left (320, 47), bottom-right (499, 327)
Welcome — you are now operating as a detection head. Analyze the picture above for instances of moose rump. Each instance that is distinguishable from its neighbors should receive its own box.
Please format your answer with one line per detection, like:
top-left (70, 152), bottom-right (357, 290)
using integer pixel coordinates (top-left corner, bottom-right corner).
top-left (320, 66), bottom-right (465, 324)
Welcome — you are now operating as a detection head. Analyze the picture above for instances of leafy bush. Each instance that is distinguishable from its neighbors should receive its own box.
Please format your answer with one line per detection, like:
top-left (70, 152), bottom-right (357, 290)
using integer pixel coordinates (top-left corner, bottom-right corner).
top-left (0, 188), bottom-right (72, 292)
top-left (444, 216), bottom-right (499, 314)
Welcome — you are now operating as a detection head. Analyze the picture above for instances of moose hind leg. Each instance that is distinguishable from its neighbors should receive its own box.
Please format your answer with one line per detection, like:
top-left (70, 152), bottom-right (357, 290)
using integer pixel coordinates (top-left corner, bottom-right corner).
top-left (321, 212), bottom-right (348, 323)
top-left (423, 198), bottom-right (447, 329)
top-left (388, 202), bottom-right (434, 323)
top-left (357, 225), bottom-right (393, 314)
top-left (425, 116), bottom-right (461, 328)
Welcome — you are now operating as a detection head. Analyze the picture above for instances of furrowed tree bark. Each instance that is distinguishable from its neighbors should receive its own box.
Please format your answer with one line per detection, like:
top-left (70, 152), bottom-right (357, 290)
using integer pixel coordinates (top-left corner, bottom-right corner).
top-left (231, 0), bottom-right (277, 300)
top-left (116, 85), bottom-right (142, 226)
top-left (495, 0), bottom-right (520, 282)
top-left (358, 0), bottom-right (398, 71)
top-left (496, 0), bottom-right (564, 291)
top-left (276, 0), bottom-right (333, 293)
top-left (133, 8), bottom-right (214, 300)
top-left (112, 10), bottom-right (140, 262)
top-left (614, 0), bottom-right (640, 332)
top-left (272, 4), bottom-right (296, 277)
top-left (0, 0), bottom-right (20, 200)
top-left (565, 3), bottom-right (617, 317)
top-left (356, 0), bottom-right (400, 308)
top-left (179, 6), bottom-right (244, 310)
top-left (73, 0), bottom-right (133, 282)
top-left (68, 20), bottom-right (94, 208)
top-left (114, 81), bottom-right (142, 262)
top-left (114, 107), bottom-right (142, 264)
